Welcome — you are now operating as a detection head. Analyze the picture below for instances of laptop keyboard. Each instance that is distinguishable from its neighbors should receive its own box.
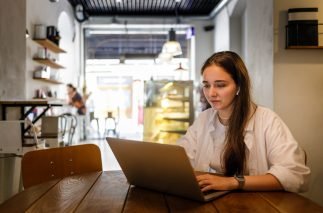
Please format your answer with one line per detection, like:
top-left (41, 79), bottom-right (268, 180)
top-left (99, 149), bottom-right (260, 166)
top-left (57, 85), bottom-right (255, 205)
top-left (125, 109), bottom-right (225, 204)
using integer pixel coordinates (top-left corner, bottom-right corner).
top-left (203, 190), bottom-right (217, 196)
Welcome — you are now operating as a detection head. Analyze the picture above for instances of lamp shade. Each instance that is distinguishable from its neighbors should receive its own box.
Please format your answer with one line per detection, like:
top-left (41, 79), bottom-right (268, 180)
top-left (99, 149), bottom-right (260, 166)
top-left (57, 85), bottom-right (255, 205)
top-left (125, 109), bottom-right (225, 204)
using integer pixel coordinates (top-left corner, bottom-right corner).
top-left (157, 52), bottom-right (173, 63)
top-left (162, 28), bottom-right (182, 56)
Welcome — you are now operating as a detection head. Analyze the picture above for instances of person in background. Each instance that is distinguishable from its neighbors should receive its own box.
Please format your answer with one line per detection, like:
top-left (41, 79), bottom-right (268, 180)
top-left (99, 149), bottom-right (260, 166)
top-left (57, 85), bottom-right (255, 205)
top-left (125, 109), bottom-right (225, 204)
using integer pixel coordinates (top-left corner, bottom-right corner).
top-left (177, 51), bottom-right (310, 193)
top-left (66, 83), bottom-right (86, 115)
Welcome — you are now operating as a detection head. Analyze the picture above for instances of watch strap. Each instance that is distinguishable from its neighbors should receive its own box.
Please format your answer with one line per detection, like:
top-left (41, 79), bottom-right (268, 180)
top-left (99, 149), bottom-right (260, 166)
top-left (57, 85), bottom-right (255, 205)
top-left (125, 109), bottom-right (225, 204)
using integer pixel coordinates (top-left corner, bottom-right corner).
top-left (234, 174), bottom-right (245, 190)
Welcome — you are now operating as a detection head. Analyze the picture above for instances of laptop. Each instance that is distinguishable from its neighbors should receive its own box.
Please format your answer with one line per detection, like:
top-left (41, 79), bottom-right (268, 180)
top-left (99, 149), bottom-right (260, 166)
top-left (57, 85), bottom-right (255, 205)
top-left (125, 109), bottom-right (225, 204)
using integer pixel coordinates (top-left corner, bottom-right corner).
top-left (106, 137), bottom-right (229, 202)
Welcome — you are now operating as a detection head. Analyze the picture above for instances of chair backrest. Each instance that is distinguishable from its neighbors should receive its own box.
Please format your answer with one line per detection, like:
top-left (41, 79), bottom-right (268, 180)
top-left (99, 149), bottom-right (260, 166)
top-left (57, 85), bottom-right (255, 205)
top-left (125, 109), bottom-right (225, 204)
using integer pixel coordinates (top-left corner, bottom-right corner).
top-left (21, 144), bottom-right (102, 188)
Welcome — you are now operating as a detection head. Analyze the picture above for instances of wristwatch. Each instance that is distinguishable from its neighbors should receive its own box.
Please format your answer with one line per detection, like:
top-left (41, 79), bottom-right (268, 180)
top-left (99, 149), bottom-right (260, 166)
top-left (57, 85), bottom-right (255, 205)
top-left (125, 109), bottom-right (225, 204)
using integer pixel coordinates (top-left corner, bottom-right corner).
top-left (234, 173), bottom-right (245, 190)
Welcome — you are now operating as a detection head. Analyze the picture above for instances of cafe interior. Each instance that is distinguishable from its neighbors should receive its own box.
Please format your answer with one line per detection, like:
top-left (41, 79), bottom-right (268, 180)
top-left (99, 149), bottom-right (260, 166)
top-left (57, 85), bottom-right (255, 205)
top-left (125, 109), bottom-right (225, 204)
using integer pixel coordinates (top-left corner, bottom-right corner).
top-left (0, 0), bottom-right (323, 210)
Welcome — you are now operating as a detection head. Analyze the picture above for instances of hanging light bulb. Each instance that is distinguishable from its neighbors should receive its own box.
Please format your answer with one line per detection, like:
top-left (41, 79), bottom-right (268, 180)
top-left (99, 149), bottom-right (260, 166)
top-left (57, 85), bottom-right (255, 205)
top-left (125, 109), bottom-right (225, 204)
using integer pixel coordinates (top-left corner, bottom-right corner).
top-left (162, 28), bottom-right (182, 56)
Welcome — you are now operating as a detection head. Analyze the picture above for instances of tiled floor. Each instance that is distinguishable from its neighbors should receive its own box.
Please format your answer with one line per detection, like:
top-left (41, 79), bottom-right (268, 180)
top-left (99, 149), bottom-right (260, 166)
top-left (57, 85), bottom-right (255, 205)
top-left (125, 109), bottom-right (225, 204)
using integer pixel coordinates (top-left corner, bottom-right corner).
top-left (76, 118), bottom-right (144, 170)
top-left (78, 130), bottom-right (143, 171)
top-left (78, 139), bottom-right (121, 171)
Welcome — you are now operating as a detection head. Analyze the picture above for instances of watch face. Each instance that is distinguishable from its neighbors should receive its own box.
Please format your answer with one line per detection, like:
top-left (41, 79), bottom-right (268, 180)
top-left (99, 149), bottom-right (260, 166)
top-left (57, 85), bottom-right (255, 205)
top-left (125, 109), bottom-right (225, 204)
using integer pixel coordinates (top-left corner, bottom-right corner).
top-left (234, 174), bottom-right (245, 190)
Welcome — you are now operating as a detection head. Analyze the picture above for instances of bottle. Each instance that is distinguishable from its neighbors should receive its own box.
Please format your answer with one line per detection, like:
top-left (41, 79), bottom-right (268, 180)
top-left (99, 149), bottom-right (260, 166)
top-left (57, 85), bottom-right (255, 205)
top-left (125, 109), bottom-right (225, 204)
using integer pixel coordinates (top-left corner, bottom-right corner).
top-left (53, 31), bottom-right (61, 46)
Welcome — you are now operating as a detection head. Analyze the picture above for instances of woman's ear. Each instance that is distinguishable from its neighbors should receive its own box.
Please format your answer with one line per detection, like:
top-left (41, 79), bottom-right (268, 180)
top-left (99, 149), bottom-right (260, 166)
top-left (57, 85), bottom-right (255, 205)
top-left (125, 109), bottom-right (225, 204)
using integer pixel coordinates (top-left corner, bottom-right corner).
top-left (236, 87), bottom-right (240, 95)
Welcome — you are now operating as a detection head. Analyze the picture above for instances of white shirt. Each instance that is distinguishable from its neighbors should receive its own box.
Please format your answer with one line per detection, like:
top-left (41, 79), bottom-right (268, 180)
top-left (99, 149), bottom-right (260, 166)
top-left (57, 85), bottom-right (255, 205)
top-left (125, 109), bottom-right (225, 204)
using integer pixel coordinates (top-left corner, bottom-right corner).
top-left (177, 106), bottom-right (310, 192)
top-left (209, 116), bottom-right (226, 173)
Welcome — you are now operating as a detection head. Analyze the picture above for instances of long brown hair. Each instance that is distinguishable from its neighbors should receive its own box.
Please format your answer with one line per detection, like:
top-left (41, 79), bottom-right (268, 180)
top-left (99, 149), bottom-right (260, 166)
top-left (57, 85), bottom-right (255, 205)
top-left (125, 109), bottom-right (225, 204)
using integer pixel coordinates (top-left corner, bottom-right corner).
top-left (201, 51), bottom-right (253, 176)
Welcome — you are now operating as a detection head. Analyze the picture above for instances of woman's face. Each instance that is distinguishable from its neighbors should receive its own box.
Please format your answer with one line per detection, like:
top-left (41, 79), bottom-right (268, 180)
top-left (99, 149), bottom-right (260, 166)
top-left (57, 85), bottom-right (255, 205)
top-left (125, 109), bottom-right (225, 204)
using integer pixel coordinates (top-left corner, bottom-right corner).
top-left (202, 64), bottom-right (238, 115)
top-left (67, 86), bottom-right (74, 95)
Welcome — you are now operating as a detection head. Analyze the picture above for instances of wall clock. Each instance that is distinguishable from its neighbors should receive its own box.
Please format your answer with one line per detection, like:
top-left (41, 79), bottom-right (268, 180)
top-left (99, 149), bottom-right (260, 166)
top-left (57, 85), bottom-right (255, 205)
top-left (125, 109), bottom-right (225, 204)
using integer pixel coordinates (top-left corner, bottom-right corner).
top-left (74, 4), bottom-right (87, 23)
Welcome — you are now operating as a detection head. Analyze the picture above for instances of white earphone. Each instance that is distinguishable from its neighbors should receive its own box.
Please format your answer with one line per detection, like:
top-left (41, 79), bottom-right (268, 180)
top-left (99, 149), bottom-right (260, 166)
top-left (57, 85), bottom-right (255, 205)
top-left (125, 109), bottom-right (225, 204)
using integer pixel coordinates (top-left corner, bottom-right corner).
top-left (236, 88), bottom-right (240, 95)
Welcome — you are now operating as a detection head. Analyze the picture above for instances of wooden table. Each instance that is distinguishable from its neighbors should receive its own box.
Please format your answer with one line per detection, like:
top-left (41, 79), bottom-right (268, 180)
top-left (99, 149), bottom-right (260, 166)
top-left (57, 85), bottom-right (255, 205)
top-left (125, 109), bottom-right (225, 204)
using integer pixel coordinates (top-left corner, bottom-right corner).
top-left (0, 171), bottom-right (322, 212)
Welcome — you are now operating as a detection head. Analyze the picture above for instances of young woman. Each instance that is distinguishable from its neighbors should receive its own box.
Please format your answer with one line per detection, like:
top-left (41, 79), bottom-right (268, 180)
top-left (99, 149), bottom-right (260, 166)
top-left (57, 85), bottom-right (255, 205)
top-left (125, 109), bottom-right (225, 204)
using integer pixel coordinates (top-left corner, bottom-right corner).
top-left (177, 51), bottom-right (310, 193)
top-left (66, 83), bottom-right (86, 115)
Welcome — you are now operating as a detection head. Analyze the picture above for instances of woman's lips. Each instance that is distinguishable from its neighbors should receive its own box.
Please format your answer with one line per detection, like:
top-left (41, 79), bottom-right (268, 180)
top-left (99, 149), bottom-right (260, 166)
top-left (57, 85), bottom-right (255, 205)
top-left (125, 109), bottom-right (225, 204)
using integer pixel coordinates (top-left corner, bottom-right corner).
top-left (209, 99), bottom-right (220, 103)
top-left (209, 100), bottom-right (221, 106)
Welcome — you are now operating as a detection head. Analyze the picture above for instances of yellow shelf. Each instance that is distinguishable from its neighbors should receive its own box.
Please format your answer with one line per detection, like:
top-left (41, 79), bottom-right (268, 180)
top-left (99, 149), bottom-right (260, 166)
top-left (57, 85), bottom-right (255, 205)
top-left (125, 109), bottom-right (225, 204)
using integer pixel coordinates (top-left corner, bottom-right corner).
top-left (160, 130), bottom-right (187, 134)
top-left (163, 117), bottom-right (190, 122)
top-left (33, 58), bottom-right (65, 69)
top-left (33, 39), bottom-right (66, 53)
top-left (166, 96), bottom-right (189, 101)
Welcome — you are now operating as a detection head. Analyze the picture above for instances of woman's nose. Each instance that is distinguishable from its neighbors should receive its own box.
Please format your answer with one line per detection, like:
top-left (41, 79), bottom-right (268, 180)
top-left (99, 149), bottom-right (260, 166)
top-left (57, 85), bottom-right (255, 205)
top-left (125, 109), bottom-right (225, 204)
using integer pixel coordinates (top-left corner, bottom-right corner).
top-left (208, 86), bottom-right (217, 97)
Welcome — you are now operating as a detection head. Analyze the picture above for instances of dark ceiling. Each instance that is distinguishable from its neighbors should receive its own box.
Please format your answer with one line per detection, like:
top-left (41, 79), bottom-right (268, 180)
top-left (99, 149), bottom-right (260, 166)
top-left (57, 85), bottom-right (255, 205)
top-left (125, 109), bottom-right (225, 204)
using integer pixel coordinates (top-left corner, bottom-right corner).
top-left (85, 33), bottom-right (188, 59)
top-left (67, 0), bottom-right (222, 17)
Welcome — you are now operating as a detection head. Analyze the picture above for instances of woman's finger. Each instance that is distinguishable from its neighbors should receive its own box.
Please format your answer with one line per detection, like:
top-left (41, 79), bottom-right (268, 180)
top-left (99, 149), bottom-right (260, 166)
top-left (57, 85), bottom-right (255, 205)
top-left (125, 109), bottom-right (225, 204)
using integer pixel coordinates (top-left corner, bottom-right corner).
top-left (196, 174), bottom-right (207, 181)
top-left (201, 185), bottom-right (214, 192)
top-left (198, 179), bottom-right (213, 187)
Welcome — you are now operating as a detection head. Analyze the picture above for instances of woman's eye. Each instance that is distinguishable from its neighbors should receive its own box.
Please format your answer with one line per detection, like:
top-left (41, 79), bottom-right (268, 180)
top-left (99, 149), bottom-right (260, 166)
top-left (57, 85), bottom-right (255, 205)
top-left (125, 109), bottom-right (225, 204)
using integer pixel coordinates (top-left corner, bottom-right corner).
top-left (215, 83), bottom-right (226, 88)
top-left (202, 84), bottom-right (210, 88)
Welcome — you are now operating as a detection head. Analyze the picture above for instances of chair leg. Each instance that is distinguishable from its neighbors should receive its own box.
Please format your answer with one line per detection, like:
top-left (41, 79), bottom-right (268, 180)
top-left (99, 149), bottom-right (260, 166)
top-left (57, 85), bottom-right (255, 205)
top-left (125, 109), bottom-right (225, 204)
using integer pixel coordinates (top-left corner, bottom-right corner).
top-left (95, 119), bottom-right (100, 137)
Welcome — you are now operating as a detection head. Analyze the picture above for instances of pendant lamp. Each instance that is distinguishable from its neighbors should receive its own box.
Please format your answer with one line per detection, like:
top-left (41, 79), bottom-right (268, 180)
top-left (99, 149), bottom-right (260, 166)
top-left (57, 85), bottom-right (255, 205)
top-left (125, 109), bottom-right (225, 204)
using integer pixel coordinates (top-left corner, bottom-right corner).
top-left (157, 52), bottom-right (173, 63)
top-left (162, 28), bottom-right (182, 56)
top-left (175, 63), bottom-right (187, 71)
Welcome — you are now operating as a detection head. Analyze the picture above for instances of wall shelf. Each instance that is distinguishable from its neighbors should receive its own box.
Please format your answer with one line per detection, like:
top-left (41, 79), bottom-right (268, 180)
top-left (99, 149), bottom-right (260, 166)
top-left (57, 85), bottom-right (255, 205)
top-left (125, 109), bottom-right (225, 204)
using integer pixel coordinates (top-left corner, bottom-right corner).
top-left (33, 58), bottom-right (65, 69)
top-left (162, 117), bottom-right (190, 122)
top-left (286, 46), bottom-right (323, 49)
top-left (159, 130), bottom-right (187, 134)
top-left (33, 39), bottom-right (66, 53)
top-left (33, 77), bottom-right (63, 84)
top-left (165, 96), bottom-right (190, 101)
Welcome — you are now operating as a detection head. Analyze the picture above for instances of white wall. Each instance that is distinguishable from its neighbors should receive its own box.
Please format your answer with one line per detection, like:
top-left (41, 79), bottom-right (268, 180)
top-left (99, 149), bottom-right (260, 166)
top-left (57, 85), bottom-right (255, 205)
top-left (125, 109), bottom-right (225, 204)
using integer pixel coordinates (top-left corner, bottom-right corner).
top-left (0, 0), bottom-right (26, 100)
top-left (245, 0), bottom-right (274, 108)
top-left (274, 0), bottom-right (323, 206)
top-left (190, 20), bottom-right (214, 81)
top-left (214, 9), bottom-right (230, 52)
top-left (213, 0), bottom-right (274, 108)
top-left (26, 0), bottom-right (79, 99)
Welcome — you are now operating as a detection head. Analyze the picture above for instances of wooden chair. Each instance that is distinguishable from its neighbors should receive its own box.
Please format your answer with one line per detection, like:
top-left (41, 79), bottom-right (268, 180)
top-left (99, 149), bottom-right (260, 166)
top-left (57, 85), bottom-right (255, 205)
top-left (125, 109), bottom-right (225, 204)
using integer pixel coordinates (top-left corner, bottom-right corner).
top-left (104, 111), bottom-right (117, 136)
top-left (89, 111), bottom-right (100, 136)
top-left (21, 144), bottom-right (102, 188)
top-left (59, 113), bottom-right (77, 145)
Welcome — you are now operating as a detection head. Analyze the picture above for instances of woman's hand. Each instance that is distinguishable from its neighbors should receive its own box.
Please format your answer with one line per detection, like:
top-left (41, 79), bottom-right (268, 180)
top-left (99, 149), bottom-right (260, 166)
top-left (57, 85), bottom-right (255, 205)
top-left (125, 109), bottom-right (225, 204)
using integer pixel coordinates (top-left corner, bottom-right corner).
top-left (196, 174), bottom-right (238, 192)
top-left (197, 173), bottom-right (284, 192)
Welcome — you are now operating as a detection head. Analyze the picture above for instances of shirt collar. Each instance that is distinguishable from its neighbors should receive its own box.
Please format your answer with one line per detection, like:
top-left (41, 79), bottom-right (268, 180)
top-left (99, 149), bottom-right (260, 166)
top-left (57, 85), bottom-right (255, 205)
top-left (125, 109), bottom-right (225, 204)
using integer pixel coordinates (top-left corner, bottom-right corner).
top-left (206, 109), bottom-right (217, 133)
top-left (206, 108), bottom-right (256, 149)
top-left (245, 112), bottom-right (255, 132)
top-left (206, 109), bottom-right (255, 130)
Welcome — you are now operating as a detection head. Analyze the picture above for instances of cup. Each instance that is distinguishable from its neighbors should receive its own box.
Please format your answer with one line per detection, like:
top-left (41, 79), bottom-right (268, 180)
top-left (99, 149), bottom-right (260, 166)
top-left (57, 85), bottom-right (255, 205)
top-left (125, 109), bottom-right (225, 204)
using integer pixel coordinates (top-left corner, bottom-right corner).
top-left (37, 47), bottom-right (46, 59)
top-left (34, 24), bottom-right (46, 39)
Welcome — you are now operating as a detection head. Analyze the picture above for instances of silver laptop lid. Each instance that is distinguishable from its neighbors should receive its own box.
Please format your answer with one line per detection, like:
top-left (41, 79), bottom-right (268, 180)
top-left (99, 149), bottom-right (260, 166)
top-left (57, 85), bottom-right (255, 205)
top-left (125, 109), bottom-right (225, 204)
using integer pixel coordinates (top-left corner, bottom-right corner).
top-left (107, 137), bottom-right (226, 202)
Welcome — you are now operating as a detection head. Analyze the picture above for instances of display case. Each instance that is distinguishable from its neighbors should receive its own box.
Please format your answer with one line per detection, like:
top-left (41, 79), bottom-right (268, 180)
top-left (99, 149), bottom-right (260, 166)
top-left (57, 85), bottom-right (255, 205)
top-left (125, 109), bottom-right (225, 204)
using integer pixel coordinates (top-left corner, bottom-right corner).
top-left (143, 80), bottom-right (194, 144)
